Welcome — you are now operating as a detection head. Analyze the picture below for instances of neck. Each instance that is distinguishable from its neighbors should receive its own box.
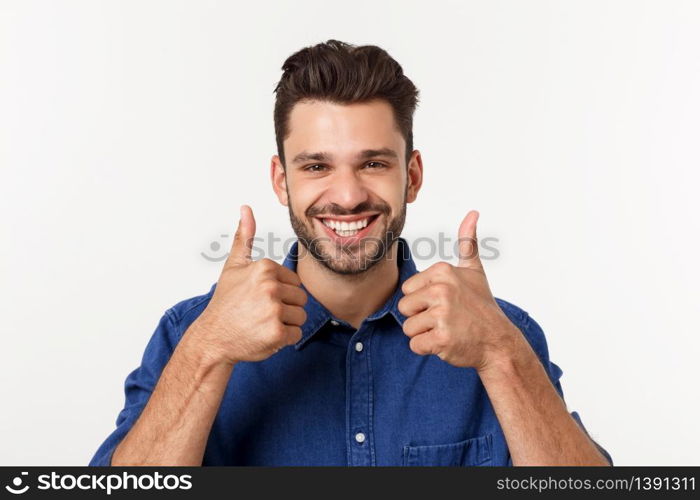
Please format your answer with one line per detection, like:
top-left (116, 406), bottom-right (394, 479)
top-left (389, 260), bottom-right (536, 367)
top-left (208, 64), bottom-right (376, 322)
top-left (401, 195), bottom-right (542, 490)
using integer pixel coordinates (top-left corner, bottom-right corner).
top-left (296, 241), bottom-right (400, 330)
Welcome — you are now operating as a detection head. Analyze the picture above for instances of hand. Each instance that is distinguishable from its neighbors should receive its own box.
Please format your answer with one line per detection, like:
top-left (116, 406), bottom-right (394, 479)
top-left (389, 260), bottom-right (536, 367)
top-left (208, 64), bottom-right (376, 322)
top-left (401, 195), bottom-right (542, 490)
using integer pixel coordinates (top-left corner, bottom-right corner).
top-left (397, 210), bottom-right (519, 370)
top-left (192, 205), bottom-right (308, 364)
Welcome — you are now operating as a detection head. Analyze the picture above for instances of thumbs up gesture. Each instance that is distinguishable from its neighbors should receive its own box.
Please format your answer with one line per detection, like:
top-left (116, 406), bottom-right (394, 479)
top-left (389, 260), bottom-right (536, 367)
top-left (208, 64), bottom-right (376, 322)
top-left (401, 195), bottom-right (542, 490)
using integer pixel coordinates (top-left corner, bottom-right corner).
top-left (397, 211), bottom-right (519, 370)
top-left (192, 205), bottom-right (308, 364)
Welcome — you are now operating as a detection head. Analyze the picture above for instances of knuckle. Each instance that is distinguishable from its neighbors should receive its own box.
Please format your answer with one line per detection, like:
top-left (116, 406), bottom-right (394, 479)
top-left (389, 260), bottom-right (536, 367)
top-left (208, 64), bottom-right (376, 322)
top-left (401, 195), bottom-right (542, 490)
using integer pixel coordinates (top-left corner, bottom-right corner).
top-left (431, 283), bottom-right (452, 300)
top-left (272, 323), bottom-right (287, 342)
top-left (257, 258), bottom-right (278, 273)
top-left (432, 304), bottom-right (448, 320)
top-left (433, 329), bottom-right (449, 347)
top-left (268, 301), bottom-right (283, 317)
top-left (433, 261), bottom-right (453, 274)
top-left (288, 326), bottom-right (302, 344)
top-left (260, 257), bottom-right (275, 267)
top-left (260, 279), bottom-right (280, 297)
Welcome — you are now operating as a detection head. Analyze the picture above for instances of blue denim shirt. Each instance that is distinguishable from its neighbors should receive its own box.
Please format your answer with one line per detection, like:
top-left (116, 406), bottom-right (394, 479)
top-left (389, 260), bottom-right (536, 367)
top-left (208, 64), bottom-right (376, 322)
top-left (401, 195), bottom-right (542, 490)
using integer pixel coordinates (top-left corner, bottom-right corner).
top-left (89, 237), bottom-right (612, 466)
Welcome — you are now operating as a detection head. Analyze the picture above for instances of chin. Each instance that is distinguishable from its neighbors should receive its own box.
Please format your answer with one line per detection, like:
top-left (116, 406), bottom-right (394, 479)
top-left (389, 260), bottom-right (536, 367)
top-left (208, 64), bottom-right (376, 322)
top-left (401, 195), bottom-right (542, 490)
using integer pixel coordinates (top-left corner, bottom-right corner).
top-left (313, 238), bottom-right (386, 275)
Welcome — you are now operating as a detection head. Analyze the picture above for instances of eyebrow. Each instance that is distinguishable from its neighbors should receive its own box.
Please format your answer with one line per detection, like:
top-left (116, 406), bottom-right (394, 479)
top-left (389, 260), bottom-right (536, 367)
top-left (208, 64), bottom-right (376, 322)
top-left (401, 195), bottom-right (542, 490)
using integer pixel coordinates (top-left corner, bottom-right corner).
top-left (291, 148), bottom-right (399, 165)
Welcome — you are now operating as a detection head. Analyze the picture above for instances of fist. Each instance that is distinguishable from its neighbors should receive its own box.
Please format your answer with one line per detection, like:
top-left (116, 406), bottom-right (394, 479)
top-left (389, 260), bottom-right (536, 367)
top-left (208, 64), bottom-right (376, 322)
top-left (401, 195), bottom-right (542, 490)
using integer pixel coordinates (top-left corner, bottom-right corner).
top-left (398, 211), bottom-right (518, 370)
top-left (193, 205), bottom-right (308, 364)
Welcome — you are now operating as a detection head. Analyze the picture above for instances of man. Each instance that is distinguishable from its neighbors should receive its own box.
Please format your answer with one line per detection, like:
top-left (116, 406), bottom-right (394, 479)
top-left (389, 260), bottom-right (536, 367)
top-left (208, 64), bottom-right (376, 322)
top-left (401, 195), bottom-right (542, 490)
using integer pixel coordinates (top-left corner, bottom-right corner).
top-left (90, 40), bottom-right (612, 466)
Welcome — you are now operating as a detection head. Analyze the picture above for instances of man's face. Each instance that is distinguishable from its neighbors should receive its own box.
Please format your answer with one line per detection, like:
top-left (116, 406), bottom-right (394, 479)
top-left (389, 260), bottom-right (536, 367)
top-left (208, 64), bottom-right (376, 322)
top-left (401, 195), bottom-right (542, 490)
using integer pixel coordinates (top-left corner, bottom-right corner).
top-left (272, 98), bottom-right (421, 275)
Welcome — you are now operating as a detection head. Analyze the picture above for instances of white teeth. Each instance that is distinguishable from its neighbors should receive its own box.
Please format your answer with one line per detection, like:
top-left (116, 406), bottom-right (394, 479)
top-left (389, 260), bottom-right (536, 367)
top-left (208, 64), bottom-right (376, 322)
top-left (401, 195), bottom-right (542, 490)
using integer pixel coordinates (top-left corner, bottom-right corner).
top-left (321, 216), bottom-right (374, 236)
top-left (336, 229), bottom-right (359, 236)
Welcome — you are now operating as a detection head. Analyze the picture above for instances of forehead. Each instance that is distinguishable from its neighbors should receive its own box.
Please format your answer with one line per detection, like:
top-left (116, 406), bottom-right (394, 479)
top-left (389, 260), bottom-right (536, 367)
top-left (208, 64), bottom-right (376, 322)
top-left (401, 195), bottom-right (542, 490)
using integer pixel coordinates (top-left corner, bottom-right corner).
top-left (284, 99), bottom-right (404, 161)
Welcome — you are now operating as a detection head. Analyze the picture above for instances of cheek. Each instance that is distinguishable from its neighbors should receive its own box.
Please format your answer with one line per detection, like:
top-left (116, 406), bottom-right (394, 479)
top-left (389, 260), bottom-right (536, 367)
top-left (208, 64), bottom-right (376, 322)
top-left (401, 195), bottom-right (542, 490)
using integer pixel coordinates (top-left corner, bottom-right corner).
top-left (370, 176), bottom-right (404, 206)
top-left (381, 191), bottom-right (405, 216)
top-left (287, 183), bottom-right (318, 213)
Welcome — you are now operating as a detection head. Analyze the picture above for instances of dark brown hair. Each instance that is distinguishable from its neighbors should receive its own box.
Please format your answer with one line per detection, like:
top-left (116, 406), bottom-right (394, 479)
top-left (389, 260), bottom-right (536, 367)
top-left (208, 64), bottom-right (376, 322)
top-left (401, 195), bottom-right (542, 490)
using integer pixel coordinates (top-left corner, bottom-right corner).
top-left (273, 39), bottom-right (420, 168)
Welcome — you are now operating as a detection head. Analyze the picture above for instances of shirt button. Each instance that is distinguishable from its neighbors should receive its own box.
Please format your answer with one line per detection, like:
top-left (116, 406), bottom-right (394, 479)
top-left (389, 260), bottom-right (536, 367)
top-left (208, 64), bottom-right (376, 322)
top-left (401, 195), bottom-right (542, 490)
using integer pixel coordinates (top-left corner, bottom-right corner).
top-left (355, 432), bottom-right (366, 444)
top-left (355, 342), bottom-right (364, 352)
top-left (330, 320), bottom-right (339, 326)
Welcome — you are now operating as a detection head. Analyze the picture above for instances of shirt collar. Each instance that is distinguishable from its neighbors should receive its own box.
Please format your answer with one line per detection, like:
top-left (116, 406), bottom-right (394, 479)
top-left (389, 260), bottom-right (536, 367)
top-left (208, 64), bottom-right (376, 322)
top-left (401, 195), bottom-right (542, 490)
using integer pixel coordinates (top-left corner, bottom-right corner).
top-left (282, 237), bottom-right (419, 351)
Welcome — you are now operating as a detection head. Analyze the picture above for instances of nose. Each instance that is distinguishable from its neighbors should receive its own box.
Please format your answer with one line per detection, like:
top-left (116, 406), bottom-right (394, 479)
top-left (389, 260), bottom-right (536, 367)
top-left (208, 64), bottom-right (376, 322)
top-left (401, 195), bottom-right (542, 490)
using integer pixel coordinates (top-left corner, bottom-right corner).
top-left (325, 166), bottom-right (370, 210)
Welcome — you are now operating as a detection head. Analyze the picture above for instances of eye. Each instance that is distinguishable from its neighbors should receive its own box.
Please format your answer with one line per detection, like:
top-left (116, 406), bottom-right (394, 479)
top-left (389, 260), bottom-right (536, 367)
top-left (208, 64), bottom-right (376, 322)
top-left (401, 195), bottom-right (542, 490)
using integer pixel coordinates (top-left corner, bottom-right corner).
top-left (304, 164), bottom-right (327, 172)
top-left (365, 161), bottom-right (386, 169)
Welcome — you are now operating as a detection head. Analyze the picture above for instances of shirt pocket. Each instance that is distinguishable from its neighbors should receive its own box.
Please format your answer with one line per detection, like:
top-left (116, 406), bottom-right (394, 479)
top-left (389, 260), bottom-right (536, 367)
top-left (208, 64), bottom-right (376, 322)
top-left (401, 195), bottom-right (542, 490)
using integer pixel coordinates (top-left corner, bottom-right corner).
top-left (402, 433), bottom-right (493, 466)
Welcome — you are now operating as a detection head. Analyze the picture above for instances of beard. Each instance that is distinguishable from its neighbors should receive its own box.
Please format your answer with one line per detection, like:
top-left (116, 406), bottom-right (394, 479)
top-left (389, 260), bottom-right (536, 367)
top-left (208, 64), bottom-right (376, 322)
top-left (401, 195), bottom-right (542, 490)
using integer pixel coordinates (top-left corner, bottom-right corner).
top-left (287, 185), bottom-right (407, 276)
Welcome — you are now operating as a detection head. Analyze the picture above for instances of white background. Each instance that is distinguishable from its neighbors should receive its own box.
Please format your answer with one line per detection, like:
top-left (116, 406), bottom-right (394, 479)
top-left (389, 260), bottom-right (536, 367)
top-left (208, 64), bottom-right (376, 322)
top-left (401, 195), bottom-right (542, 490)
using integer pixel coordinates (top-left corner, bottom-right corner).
top-left (1, 0), bottom-right (698, 466)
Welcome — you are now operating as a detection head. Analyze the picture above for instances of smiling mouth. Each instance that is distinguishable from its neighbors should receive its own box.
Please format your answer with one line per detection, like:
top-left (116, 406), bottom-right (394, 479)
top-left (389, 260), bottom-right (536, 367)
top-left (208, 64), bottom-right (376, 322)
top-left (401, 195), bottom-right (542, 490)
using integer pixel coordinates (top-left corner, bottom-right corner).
top-left (315, 213), bottom-right (381, 237)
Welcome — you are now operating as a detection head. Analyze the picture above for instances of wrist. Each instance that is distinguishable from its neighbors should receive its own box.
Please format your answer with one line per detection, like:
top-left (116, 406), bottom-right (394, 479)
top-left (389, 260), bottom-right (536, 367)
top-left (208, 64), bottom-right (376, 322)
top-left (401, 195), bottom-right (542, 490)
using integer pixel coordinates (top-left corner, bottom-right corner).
top-left (180, 319), bottom-right (238, 370)
top-left (478, 323), bottom-right (526, 377)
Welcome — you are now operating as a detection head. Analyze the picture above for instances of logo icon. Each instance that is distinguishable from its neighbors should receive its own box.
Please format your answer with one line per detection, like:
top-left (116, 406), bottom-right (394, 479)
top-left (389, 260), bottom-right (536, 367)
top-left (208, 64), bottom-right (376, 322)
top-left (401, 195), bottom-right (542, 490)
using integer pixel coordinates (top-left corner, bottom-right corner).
top-left (5, 472), bottom-right (29, 495)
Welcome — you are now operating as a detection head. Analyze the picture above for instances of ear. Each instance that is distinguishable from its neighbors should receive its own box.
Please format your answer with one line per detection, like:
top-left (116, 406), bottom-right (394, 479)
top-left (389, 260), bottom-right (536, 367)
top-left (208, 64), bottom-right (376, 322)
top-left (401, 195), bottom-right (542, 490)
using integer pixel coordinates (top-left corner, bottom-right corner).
top-left (270, 155), bottom-right (289, 206)
top-left (405, 149), bottom-right (424, 203)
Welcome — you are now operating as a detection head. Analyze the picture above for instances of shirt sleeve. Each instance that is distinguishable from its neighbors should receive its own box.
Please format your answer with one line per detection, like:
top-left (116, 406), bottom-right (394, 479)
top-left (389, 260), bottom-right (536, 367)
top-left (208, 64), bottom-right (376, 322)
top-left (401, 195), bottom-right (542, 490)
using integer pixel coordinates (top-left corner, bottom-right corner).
top-left (506, 312), bottom-right (613, 466)
top-left (88, 309), bottom-right (180, 466)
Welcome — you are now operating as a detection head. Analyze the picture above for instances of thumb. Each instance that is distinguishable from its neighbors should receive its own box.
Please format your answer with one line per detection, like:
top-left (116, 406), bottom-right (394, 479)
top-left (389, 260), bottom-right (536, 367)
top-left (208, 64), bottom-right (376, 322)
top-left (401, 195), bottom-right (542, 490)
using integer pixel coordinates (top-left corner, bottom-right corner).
top-left (226, 204), bottom-right (256, 267)
top-left (457, 210), bottom-right (483, 269)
